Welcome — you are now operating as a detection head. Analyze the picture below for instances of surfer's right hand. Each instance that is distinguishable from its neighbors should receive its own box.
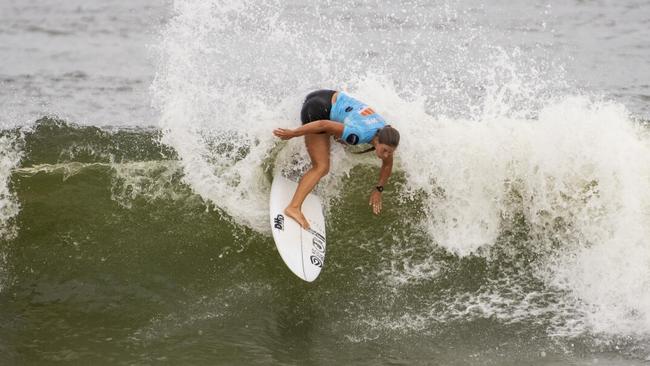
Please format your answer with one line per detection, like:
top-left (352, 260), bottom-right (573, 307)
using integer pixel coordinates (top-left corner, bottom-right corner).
top-left (273, 128), bottom-right (296, 140)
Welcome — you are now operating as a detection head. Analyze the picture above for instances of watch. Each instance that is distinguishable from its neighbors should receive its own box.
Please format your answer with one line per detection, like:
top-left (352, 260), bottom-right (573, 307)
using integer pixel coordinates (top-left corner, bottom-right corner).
top-left (375, 185), bottom-right (384, 193)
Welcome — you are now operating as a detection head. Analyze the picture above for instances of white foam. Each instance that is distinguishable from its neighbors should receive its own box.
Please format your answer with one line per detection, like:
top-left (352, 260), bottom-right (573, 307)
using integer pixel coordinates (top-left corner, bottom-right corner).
top-left (110, 160), bottom-right (189, 209)
top-left (0, 133), bottom-right (23, 240)
top-left (373, 95), bottom-right (650, 338)
top-left (154, 0), bottom-right (650, 339)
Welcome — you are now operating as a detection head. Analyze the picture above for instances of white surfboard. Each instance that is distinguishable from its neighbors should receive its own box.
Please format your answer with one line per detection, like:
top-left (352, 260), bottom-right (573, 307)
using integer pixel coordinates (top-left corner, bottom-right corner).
top-left (269, 175), bottom-right (326, 282)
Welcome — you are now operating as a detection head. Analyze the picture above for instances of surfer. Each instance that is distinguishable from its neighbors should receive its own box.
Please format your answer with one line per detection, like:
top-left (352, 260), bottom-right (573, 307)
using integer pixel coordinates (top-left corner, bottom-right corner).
top-left (273, 89), bottom-right (400, 229)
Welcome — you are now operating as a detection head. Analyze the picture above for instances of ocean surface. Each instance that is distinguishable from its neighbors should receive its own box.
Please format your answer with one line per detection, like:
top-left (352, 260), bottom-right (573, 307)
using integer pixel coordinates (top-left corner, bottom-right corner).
top-left (1, 0), bottom-right (650, 364)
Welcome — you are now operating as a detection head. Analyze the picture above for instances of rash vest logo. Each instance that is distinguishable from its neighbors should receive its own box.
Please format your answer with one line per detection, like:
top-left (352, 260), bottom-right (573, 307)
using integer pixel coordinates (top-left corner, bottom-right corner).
top-left (359, 107), bottom-right (375, 116)
top-left (345, 134), bottom-right (359, 145)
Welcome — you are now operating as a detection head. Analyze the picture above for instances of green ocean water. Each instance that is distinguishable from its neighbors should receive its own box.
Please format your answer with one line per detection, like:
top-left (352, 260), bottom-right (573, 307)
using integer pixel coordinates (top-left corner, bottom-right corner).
top-left (0, 119), bottom-right (647, 365)
top-left (2, 0), bottom-right (650, 363)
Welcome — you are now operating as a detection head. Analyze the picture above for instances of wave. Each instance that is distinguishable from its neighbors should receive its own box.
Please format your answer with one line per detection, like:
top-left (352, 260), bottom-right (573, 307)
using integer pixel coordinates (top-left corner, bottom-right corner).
top-left (149, 0), bottom-right (650, 347)
top-left (0, 131), bottom-right (23, 241)
top-left (0, 0), bottom-right (649, 358)
top-left (1, 108), bottom-right (649, 360)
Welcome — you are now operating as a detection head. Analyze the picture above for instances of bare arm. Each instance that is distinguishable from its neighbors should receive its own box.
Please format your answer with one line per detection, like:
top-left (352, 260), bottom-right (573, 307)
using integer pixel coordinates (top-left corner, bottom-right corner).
top-left (377, 155), bottom-right (393, 187)
top-left (273, 120), bottom-right (344, 140)
top-left (369, 155), bottom-right (393, 215)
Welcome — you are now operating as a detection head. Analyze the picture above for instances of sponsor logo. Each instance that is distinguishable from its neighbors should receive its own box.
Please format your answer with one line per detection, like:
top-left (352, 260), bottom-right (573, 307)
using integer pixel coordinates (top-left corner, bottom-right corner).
top-left (309, 234), bottom-right (326, 268)
top-left (312, 238), bottom-right (324, 252)
top-left (307, 228), bottom-right (325, 242)
top-left (359, 107), bottom-right (375, 116)
top-left (273, 214), bottom-right (284, 230)
top-left (345, 134), bottom-right (359, 145)
top-left (310, 256), bottom-right (323, 267)
top-left (345, 106), bottom-right (353, 113)
top-left (364, 117), bottom-right (380, 125)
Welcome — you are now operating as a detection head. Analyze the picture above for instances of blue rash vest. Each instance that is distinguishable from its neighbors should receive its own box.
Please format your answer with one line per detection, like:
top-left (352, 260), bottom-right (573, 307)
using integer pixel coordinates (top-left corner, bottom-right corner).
top-left (329, 92), bottom-right (387, 145)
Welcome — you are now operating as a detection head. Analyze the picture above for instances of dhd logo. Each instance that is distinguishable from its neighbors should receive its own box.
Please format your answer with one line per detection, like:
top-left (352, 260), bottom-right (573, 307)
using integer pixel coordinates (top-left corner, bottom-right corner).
top-left (274, 214), bottom-right (284, 230)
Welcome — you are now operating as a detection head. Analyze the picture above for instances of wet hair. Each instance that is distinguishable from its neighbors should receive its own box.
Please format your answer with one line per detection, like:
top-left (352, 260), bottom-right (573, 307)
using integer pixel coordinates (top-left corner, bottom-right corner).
top-left (356, 125), bottom-right (400, 154)
top-left (378, 125), bottom-right (400, 147)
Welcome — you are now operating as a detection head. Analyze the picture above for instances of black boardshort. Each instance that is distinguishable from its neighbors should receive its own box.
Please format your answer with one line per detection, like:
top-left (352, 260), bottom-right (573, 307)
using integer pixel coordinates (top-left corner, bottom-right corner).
top-left (300, 89), bottom-right (337, 124)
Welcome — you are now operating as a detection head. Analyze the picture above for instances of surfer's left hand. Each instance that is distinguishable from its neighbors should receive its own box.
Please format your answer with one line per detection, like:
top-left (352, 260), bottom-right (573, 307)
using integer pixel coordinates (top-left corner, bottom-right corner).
top-left (273, 128), bottom-right (296, 140)
top-left (369, 190), bottom-right (382, 215)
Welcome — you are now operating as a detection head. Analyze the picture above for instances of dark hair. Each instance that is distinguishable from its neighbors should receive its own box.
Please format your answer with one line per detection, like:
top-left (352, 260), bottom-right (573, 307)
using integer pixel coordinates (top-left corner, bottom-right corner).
top-left (355, 125), bottom-right (400, 154)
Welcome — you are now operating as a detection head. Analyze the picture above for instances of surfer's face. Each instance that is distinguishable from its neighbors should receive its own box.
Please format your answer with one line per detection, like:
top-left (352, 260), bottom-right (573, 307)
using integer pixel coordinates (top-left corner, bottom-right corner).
top-left (375, 143), bottom-right (396, 160)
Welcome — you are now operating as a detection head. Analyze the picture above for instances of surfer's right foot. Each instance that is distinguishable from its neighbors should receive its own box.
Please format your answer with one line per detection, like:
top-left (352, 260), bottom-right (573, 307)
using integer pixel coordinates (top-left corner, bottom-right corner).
top-left (284, 207), bottom-right (310, 229)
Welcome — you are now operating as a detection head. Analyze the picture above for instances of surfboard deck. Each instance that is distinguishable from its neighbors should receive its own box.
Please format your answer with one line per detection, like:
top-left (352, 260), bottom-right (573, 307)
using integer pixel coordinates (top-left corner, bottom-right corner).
top-left (269, 176), bottom-right (326, 282)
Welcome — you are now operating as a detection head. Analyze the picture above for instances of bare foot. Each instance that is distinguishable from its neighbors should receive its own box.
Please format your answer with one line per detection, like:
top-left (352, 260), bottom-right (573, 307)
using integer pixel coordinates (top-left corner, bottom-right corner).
top-left (284, 207), bottom-right (310, 229)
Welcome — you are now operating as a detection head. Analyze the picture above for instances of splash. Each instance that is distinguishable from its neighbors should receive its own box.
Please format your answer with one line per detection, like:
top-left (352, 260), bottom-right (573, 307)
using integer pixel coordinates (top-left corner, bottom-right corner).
top-left (153, 0), bottom-right (650, 341)
top-left (0, 133), bottom-right (23, 240)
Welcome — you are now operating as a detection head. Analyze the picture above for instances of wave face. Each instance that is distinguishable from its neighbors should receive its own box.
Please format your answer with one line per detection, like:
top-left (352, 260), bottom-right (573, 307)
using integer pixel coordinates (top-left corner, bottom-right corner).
top-left (152, 0), bottom-right (650, 343)
top-left (2, 115), bottom-right (649, 364)
top-left (1, 0), bottom-right (650, 364)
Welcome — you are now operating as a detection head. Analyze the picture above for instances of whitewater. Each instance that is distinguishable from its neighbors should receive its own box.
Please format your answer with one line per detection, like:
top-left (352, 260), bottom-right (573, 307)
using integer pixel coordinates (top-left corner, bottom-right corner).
top-left (1, 0), bottom-right (649, 364)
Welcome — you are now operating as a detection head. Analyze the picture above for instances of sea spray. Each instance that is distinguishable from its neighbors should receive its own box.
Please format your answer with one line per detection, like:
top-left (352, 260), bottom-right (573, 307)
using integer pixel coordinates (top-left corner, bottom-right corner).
top-left (0, 133), bottom-right (23, 241)
top-left (153, 0), bottom-right (650, 345)
top-left (378, 95), bottom-right (650, 340)
top-left (1, 0), bottom-right (649, 363)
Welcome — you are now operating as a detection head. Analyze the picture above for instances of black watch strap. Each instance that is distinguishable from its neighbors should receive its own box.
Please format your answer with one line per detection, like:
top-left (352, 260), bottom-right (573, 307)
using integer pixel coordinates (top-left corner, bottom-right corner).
top-left (375, 185), bottom-right (384, 193)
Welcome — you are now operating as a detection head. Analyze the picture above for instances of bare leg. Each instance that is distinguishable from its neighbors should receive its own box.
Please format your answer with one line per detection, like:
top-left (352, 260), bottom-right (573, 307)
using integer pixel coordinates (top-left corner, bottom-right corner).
top-left (284, 133), bottom-right (330, 229)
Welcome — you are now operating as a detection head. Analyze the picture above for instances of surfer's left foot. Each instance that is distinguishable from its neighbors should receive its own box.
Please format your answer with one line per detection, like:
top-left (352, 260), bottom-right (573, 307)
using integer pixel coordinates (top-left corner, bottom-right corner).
top-left (284, 207), bottom-right (310, 229)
